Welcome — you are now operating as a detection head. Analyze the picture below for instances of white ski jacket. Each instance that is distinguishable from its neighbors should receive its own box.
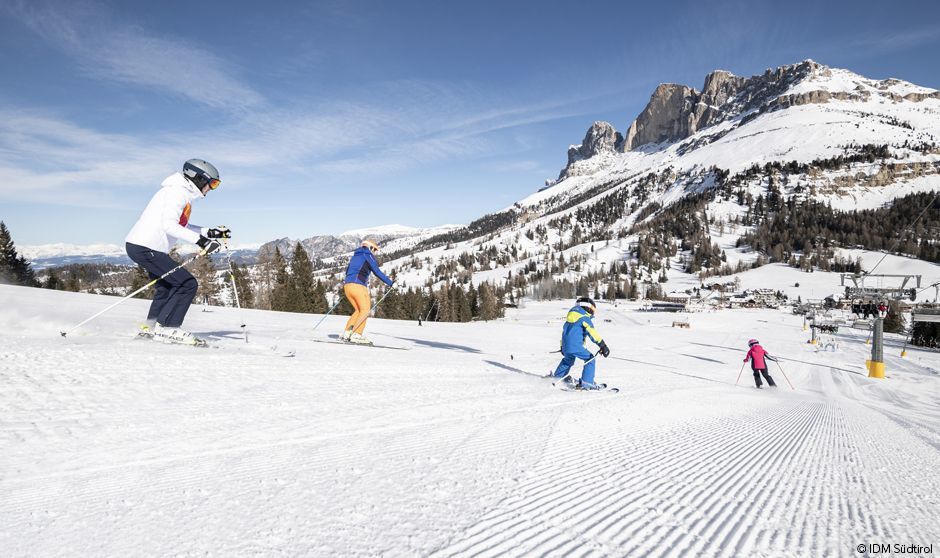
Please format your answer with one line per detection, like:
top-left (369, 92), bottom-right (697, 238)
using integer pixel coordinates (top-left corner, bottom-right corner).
top-left (125, 172), bottom-right (206, 253)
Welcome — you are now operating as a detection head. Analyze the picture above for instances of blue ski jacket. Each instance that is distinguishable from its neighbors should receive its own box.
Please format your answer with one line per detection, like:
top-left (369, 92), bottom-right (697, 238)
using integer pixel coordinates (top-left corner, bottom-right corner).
top-left (344, 246), bottom-right (393, 287)
top-left (560, 305), bottom-right (604, 354)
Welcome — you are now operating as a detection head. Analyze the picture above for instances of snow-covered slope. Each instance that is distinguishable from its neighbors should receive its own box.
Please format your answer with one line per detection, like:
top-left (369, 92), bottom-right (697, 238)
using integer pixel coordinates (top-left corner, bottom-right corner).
top-left (2, 285), bottom-right (938, 556)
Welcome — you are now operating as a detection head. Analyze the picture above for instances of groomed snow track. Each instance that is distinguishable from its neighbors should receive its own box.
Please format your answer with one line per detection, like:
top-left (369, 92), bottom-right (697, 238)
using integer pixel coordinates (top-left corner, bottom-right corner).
top-left (1, 286), bottom-right (938, 557)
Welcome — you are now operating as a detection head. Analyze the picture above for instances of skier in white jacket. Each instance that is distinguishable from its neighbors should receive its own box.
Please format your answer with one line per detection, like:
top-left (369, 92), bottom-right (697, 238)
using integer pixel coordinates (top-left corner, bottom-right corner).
top-left (125, 159), bottom-right (230, 345)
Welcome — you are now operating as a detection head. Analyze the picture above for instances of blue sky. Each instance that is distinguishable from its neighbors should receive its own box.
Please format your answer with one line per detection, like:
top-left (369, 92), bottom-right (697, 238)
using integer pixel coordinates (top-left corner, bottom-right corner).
top-left (1, 0), bottom-right (938, 246)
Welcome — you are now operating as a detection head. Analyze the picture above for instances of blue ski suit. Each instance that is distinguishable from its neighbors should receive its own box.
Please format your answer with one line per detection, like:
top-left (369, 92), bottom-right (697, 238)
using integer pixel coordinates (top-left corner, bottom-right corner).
top-left (553, 305), bottom-right (605, 385)
top-left (344, 247), bottom-right (393, 287)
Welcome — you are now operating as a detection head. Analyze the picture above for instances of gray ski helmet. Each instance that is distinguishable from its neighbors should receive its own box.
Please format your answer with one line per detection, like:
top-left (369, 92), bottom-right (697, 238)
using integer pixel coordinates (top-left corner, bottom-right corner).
top-left (182, 159), bottom-right (220, 191)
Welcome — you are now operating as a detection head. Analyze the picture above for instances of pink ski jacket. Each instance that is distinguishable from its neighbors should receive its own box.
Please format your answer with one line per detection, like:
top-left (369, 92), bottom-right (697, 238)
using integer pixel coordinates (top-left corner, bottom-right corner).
top-left (745, 344), bottom-right (771, 369)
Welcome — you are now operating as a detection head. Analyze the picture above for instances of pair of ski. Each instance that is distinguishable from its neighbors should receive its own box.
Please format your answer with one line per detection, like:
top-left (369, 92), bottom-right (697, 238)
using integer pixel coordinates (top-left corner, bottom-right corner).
top-left (551, 375), bottom-right (620, 394)
top-left (136, 331), bottom-right (296, 358)
top-left (310, 334), bottom-right (410, 351)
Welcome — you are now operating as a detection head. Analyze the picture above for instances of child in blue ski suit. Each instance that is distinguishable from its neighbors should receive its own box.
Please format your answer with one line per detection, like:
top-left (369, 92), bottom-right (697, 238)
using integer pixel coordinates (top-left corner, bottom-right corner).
top-left (552, 297), bottom-right (610, 389)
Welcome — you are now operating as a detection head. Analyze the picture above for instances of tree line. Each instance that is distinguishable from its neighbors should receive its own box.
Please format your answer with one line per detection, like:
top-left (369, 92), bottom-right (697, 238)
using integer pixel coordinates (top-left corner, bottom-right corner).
top-left (0, 222), bottom-right (38, 287)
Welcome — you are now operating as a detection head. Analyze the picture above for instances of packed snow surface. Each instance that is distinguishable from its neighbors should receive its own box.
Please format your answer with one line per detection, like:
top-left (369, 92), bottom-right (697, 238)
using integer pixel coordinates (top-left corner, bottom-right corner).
top-left (1, 285), bottom-right (939, 557)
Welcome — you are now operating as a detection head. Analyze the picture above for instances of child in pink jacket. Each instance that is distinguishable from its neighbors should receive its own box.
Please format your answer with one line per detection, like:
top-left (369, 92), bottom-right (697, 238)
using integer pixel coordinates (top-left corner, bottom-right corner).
top-left (744, 339), bottom-right (778, 389)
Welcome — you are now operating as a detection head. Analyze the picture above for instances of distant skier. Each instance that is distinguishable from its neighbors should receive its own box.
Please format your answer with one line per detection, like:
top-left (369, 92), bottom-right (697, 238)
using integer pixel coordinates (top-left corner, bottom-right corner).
top-left (552, 297), bottom-right (611, 390)
top-left (125, 159), bottom-right (229, 345)
top-left (341, 239), bottom-right (394, 345)
top-left (744, 339), bottom-right (777, 389)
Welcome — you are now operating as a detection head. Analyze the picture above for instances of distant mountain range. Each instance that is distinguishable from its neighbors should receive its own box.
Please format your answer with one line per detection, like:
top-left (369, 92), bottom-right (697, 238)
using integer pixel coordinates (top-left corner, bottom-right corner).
top-left (21, 225), bottom-right (460, 270)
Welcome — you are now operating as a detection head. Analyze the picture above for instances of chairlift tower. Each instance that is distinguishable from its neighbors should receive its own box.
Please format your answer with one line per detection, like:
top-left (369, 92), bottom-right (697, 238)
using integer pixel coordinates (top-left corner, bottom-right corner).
top-left (840, 273), bottom-right (922, 379)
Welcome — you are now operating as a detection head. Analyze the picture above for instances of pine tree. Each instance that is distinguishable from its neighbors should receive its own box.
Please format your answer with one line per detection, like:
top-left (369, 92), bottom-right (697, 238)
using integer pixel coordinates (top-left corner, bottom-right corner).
top-left (436, 283), bottom-right (453, 321)
top-left (452, 284), bottom-right (471, 322)
top-left (65, 267), bottom-right (82, 292)
top-left (129, 265), bottom-right (153, 299)
top-left (335, 289), bottom-right (355, 316)
top-left (289, 243), bottom-right (318, 313)
top-left (605, 281), bottom-right (617, 301)
top-left (229, 262), bottom-right (255, 308)
top-left (0, 221), bottom-right (38, 287)
top-left (191, 254), bottom-right (220, 305)
top-left (0, 221), bottom-right (17, 283)
top-left (479, 282), bottom-right (499, 321)
top-left (270, 247), bottom-right (293, 312)
top-left (310, 280), bottom-right (329, 314)
top-left (468, 283), bottom-right (479, 318)
top-left (882, 300), bottom-right (905, 334)
top-left (43, 269), bottom-right (62, 290)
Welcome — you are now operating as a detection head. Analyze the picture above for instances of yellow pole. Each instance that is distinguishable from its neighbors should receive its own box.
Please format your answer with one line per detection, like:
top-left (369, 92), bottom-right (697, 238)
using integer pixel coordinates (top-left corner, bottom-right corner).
top-left (868, 317), bottom-right (885, 379)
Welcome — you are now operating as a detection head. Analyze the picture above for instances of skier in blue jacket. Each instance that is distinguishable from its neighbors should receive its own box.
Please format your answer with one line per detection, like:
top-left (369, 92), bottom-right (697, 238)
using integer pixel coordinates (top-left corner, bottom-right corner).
top-left (552, 296), bottom-right (611, 389)
top-left (341, 239), bottom-right (394, 344)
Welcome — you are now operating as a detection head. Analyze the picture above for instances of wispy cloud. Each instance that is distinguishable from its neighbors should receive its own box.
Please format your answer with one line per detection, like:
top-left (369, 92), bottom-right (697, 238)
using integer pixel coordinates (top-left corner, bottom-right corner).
top-left (838, 25), bottom-right (940, 55)
top-left (7, 0), bottom-right (264, 111)
top-left (0, 74), bottom-right (629, 207)
top-left (1, 0), bottom-right (636, 208)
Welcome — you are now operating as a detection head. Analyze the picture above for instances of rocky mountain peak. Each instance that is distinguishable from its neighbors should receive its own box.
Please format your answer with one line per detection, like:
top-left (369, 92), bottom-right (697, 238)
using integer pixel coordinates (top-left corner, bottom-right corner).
top-left (560, 60), bottom-right (840, 178)
top-left (563, 121), bottom-right (622, 177)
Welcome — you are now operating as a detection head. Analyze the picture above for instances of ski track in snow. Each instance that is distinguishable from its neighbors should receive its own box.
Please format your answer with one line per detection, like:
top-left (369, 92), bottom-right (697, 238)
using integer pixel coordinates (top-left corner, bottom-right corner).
top-left (1, 286), bottom-right (939, 557)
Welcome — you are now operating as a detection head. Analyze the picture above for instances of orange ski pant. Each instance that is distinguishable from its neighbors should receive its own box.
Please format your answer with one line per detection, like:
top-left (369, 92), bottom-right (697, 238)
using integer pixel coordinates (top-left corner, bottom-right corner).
top-left (343, 283), bottom-right (372, 335)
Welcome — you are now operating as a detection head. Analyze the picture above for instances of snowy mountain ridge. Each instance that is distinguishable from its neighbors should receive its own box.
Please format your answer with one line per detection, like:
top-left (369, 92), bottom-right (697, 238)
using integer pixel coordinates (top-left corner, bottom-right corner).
top-left (19, 243), bottom-right (126, 260)
top-left (256, 223), bottom-right (461, 263)
top-left (371, 59), bottom-right (939, 293)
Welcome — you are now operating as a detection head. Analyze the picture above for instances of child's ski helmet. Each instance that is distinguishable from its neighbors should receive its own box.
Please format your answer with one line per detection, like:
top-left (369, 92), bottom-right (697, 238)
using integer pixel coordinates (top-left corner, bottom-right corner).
top-left (577, 296), bottom-right (596, 314)
top-left (748, 339), bottom-right (759, 346)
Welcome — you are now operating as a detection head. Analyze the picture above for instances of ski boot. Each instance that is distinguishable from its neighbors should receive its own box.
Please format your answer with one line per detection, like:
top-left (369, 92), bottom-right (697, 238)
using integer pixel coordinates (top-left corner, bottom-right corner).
top-left (577, 379), bottom-right (607, 391)
top-left (341, 329), bottom-right (353, 342)
top-left (348, 333), bottom-right (373, 346)
top-left (153, 324), bottom-right (206, 347)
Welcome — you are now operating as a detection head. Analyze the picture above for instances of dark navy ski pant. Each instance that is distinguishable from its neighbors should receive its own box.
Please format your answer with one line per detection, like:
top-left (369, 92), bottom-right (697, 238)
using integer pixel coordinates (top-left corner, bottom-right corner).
top-left (126, 242), bottom-right (198, 328)
top-left (753, 367), bottom-right (776, 388)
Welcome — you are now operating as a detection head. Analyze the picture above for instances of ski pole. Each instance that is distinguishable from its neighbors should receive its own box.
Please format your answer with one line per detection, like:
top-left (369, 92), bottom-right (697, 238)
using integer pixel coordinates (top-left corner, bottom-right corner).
top-left (584, 349), bottom-right (602, 366)
top-left (313, 291), bottom-right (344, 331)
top-left (349, 283), bottom-right (397, 333)
top-left (735, 362), bottom-right (746, 385)
top-left (223, 246), bottom-right (248, 343)
top-left (774, 360), bottom-right (795, 390)
top-left (60, 251), bottom-right (204, 337)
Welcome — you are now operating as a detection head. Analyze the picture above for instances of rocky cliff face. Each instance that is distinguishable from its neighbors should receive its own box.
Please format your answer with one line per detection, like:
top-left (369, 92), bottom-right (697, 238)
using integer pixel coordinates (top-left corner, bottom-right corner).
top-left (561, 60), bottom-right (846, 179)
top-left (622, 60), bottom-right (824, 151)
top-left (622, 84), bottom-right (698, 152)
top-left (566, 121), bottom-right (622, 169)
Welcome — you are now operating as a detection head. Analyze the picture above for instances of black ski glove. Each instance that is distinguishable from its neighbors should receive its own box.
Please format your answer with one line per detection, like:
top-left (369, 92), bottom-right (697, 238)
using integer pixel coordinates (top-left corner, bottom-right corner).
top-left (205, 226), bottom-right (231, 239)
top-left (197, 236), bottom-right (222, 255)
top-left (598, 340), bottom-right (610, 358)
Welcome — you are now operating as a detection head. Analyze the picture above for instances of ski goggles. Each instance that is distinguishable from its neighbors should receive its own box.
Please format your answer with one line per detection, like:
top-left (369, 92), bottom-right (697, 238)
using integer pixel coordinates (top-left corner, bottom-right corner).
top-left (207, 177), bottom-right (221, 190)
